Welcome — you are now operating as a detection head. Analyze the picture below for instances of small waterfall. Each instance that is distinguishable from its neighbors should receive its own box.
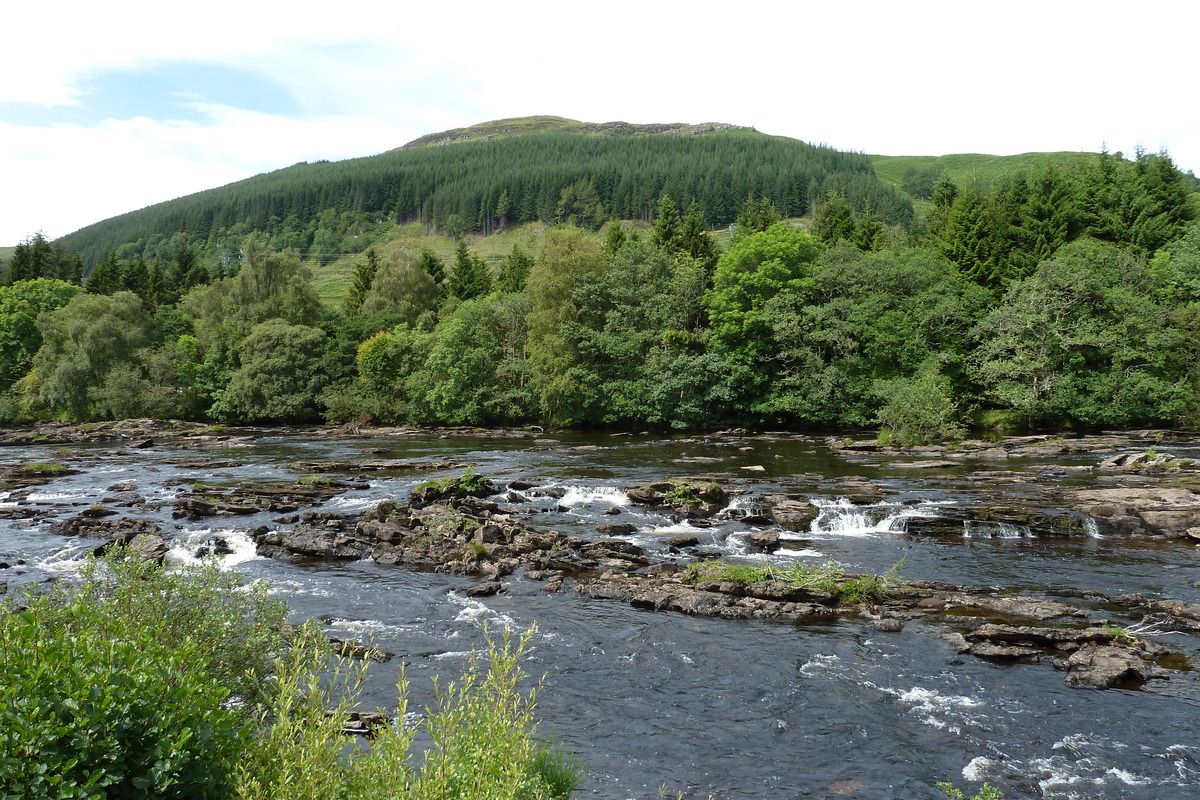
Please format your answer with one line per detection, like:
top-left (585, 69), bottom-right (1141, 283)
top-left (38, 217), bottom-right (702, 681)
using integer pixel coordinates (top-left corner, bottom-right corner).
top-left (962, 521), bottom-right (1032, 539)
top-left (809, 497), bottom-right (943, 536)
top-left (1083, 517), bottom-right (1103, 538)
top-left (555, 484), bottom-right (631, 508)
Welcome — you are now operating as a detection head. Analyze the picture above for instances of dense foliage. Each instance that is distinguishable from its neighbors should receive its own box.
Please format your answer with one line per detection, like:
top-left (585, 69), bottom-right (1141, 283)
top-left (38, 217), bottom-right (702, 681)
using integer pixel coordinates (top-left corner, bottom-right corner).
top-left (54, 129), bottom-right (911, 268)
top-left (1, 146), bottom-right (1198, 441)
top-left (0, 554), bottom-right (580, 800)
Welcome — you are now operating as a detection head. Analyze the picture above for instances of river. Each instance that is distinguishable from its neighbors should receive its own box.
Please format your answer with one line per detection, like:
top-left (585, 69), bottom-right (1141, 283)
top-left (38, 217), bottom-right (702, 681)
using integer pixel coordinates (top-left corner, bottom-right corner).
top-left (2, 428), bottom-right (1199, 799)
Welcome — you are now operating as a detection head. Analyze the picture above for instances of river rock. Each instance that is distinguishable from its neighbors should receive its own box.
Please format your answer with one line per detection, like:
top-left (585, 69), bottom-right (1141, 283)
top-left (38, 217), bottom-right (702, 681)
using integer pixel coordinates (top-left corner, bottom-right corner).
top-left (747, 530), bottom-right (782, 551)
top-left (51, 515), bottom-right (161, 540)
top-left (623, 479), bottom-right (729, 518)
top-left (1068, 487), bottom-right (1200, 536)
top-left (597, 523), bottom-right (638, 535)
top-left (763, 496), bottom-right (818, 530)
top-left (1065, 645), bottom-right (1166, 688)
top-left (261, 515), bottom-right (373, 560)
top-left (328, 636), bottom-right (395, 662)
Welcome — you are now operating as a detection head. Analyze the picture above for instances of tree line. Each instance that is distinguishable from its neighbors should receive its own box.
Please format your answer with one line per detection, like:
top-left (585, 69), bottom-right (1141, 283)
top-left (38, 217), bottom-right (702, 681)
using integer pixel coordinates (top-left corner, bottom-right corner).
top-left (1, 149), bottom-right (1197, 441)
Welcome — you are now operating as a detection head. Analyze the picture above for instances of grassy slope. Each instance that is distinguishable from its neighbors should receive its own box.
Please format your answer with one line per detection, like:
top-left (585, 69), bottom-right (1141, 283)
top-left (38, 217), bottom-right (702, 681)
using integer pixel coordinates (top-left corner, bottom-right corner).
top-left (870, 151), bottom-right (1093, 191)
top-left (0, 246), bottom-right (14, 266)
top-left (311, 221), bottom-right (554, 308)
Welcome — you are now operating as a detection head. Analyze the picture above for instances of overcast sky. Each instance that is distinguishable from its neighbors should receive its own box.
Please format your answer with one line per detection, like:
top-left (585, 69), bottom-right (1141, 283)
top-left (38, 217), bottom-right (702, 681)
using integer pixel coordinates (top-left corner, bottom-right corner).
top-left (2, 0), bottom-right (1195, 246)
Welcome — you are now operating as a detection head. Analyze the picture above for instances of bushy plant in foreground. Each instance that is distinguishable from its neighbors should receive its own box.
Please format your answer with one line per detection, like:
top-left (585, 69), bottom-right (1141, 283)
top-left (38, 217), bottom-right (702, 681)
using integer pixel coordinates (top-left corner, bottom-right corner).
top-left (0, 553), bottom-right (581, 800)
top-left (0, 582), bottom-right (251, 798)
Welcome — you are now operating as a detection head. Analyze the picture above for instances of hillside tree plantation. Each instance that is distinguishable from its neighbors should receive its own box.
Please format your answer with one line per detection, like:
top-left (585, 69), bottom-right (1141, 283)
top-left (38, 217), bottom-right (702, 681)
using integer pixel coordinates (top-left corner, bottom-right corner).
top-left (2, 131), bottom-right (1198, 441)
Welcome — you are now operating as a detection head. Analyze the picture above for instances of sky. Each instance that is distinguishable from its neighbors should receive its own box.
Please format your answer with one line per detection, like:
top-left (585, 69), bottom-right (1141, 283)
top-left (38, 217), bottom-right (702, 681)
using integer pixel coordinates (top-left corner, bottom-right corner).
top-left (2, 0), bottom-right (1196, 246)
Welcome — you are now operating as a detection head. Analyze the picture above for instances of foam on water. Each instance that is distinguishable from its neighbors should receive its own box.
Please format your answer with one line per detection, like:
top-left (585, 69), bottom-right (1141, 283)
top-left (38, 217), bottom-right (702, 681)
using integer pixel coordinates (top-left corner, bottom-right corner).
top-left (962, 756), bottom-right (997, 782)
top-left (34, 544), bottom-right (94, 575)
top-left (166, 529), bottom-right (260, 567)
top-left (26, 489), bottom-right (94, 503)
top-left (557, 484), bottom-right (630, 508)
top-left (890, 686), bottom-right (984, 732)
top-left (448, 590), bottom-right (518, 631)
top-left (326, 495), bottom-right (377, 512)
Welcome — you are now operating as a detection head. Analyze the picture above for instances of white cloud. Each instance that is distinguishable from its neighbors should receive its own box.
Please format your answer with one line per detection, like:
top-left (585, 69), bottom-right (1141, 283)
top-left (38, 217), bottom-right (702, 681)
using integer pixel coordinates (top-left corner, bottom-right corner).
top-left (2, 0), bottom-right (1197, 244)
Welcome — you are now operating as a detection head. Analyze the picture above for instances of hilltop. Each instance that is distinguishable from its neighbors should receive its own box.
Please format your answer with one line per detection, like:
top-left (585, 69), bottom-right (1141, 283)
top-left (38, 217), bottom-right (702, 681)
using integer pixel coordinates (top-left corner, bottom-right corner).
top-left (398, 115), bottom-right (753, 150)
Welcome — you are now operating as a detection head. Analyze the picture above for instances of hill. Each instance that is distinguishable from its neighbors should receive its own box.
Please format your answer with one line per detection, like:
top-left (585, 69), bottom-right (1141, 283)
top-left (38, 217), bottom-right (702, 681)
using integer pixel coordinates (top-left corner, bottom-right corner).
top-left (56, 117), bottom-right (912, 267)
top-left (870, 152), bottom-right (1094, 199)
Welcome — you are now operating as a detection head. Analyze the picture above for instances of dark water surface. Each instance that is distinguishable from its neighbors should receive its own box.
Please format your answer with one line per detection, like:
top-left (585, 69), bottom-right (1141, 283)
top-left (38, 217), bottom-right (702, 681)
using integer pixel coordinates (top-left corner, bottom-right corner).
top-left (2, 429), bottom-right (1199, 799)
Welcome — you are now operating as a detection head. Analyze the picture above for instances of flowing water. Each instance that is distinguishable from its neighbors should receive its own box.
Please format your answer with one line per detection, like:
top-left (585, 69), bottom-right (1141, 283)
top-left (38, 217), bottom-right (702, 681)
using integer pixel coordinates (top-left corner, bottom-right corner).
top-left (2, 430), bottom-right (1199, 799)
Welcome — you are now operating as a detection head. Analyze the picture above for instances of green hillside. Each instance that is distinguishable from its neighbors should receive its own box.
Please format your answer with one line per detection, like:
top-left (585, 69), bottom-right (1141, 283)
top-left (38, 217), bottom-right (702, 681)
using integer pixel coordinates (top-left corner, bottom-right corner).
top-left (56, 117), bottom-right (912, 267)
top-left (870, 152), bottom-right (1094, 199)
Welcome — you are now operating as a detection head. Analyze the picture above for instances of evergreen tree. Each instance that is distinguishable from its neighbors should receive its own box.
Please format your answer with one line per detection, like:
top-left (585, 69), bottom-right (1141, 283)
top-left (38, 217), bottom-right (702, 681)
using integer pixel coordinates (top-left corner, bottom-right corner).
top-left (941, 190), bottom-right (1000, 290)
top-left (734, 196), bottom-right (781, 241)
top-left (5, 240), bottom-right (35, 284)
top-left (146, 257), bottom-right (165, 305)
top-left (604, 222), bottom-right (627, 256)
top-left (495, 189), bottom-right (511, 232)
top-left (417, 247), bottom-right (446, 285)
top-left (678, 201), bottom-right (717, 268)
top-left (61, 253), bottom-right (84, 286)
top-left (852, 204), bottom-right (885, 251)
top-left (448, 241), bottom-right (491, 300)
top-left (122, 255), bottom-right (151, 302)
top-left (496, 245), bottom-right (534, 293)
top-left (652, 193), bottom-right (680, 251)
top-left (344, 247), bottom-right (380, 315)
top-left (812, 192), bottom-right (856, 245)
top-left (86, 251), bottom-right (123, 295)
top-left (926, 172), bottom-right (959, 239)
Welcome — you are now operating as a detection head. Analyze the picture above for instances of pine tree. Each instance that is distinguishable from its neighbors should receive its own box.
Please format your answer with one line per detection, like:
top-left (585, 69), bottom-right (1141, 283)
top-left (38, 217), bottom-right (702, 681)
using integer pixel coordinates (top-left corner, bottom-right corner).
top-left (604, 222), bottom-right (627, 256)
top-left (652, 193), bottom-right (680, 251)
top-left (448, 241), bottom-right (491, 300)
top-left (495, 189), bottom-right (511, 232)
top-left (121, 254), bottom-right (151, 301)
top-left (734, 196), bottom-right (781, 241)
top-left (86, 251), bottom-right (123, 295)
top-left (417, 247), bottom-right (446, 284)
top-left (496, 245), bottom-right (534, 293)
top-left (812, 192), bottom-right (856, 245)
top-left (678, 201), bottom-right (717, 268)
top-left (852, 203), bottom-right (885, 251)
top-left (344, 247), bottom-right (379, 314)
top-left (5, 240), bottom-right (34, 284)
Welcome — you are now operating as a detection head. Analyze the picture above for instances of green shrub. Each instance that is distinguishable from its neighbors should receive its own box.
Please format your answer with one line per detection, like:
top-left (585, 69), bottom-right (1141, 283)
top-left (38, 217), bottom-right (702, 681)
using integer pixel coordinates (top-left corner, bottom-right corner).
top-left (682, 561), bottom-right (769, 585)
top-left (938, 781), bottom-right (1004, 800)
top-left (0, 596), bottom-right (246, 798)
top-left (0, 553), bottom-right (582, 800)
top-left (458, 465), bottom-right (491, 495)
